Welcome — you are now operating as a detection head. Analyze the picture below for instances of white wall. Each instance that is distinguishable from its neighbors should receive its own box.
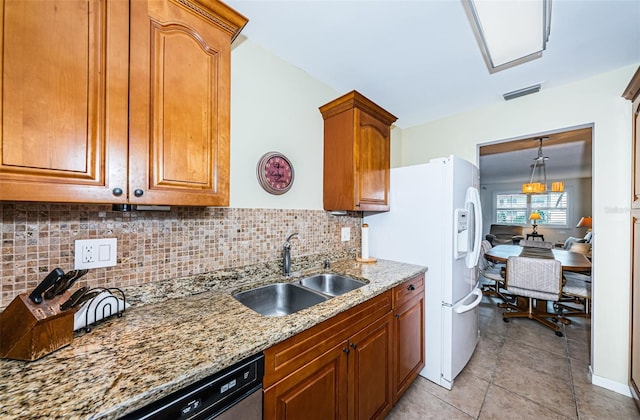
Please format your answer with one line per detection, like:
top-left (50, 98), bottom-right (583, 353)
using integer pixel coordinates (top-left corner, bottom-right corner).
top-left (231, 38), bottom-right (405, 210)
top-left (230, 38), bottom-right (338, 210)
top-left (400, 64), bottom-right (638, 392)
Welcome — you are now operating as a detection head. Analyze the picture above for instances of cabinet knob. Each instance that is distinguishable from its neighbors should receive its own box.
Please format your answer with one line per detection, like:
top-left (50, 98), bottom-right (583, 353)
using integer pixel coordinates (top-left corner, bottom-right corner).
top-left (112, 188), bottom-right (123, 197)
top-left (134, 189), bottom-right (144, 197)
top-left (395, 314), bottom-right (400, 319)
top-left (407, 284), bottom-right (415, 291)
top-left (343, 347), bottom-right (350, 354)
top-left (349, 342), bottom-right (357, 349)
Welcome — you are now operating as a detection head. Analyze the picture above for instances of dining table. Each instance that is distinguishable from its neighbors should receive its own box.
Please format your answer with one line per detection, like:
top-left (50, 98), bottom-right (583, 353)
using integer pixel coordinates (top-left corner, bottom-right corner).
top-left (484, 244), bottom-right (592, 273)
top-left (483, 244), bottom-right (591, 323)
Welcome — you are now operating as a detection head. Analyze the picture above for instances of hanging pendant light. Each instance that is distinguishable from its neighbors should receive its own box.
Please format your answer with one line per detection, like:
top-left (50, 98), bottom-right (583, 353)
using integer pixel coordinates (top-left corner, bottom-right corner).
top-left (521, 137), bottom-right (564, 194)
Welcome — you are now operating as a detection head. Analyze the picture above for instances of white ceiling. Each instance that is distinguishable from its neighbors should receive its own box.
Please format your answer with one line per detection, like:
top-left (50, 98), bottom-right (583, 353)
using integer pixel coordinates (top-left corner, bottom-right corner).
top-left (226, 0), bottom-right (639, 182)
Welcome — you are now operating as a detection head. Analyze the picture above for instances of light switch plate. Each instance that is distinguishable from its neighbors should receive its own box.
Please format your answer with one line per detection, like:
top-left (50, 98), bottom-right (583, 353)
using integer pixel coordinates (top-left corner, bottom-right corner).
top-left (341, 227), bottom-right (351, 242)
top-left (74, 238), bottom-right (117, 269)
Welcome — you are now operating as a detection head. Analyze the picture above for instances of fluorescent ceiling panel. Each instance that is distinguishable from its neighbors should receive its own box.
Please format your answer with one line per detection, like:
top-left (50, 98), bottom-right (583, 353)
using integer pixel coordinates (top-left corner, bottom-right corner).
top-left (464, 0), bottom-right (551, 73)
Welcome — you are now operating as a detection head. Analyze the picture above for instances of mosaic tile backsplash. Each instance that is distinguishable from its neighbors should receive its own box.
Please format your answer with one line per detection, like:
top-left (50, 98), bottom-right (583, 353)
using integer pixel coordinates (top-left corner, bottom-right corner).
top-left (0, 203), bottom-right (362, 309)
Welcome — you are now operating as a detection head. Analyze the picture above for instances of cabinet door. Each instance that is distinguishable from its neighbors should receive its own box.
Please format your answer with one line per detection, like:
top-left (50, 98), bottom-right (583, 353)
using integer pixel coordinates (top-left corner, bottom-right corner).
top-left (348, 312), bottom-right (393, 420)
top-left (0, 0), bottom-right (129, 203)
top-left (393, 294), bottom-right (425, 403)
top-left (263, 343), bottom-right (348, 420)
top-left (128, 0), bottom-right (231, 206)
top-left (632, 213), bottom-right (640, 403)
top-left (633, 97), bottom-right (640, 207)
top-left (355, 110), bottom-right (390, 211)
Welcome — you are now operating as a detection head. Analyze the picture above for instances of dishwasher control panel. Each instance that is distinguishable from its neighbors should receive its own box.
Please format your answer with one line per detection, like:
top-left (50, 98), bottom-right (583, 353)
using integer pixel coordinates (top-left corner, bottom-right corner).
top-left (121, 353), bottom-right (264, 420)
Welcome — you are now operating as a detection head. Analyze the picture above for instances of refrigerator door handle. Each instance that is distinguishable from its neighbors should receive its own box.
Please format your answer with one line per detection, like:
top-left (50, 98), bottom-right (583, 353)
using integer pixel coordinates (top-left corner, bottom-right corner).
top-left (454, 288), bottom-right (483, 314)
top-left (464, 186), bottom-right (483, 268)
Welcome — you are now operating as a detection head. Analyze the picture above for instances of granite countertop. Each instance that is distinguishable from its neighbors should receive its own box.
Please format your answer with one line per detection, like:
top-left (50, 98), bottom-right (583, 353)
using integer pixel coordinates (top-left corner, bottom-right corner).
top-left (0, 258), bottom-right (426, 419)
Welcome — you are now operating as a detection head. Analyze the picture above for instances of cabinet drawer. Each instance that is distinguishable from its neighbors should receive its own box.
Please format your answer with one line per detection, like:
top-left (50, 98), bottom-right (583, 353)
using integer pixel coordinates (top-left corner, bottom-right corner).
top-left (264, 291), bottom-right (392, 388)
top-left (392, 274), bottom-right (425, 308)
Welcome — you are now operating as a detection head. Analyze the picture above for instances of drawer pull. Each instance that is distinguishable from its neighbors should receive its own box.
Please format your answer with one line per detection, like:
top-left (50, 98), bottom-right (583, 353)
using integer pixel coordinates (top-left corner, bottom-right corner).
top-left (407, 284), bottom-right (415, 291)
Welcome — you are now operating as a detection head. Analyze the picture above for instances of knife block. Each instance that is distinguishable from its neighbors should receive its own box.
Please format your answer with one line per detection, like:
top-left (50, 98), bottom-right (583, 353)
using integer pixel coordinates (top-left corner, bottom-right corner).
top-left (0, 291), bottom-right (74, 361)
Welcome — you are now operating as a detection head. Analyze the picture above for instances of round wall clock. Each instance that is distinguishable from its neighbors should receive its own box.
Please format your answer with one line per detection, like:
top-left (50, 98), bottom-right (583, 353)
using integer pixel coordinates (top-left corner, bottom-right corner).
top-left (256, 151), bottom-right (295, 195)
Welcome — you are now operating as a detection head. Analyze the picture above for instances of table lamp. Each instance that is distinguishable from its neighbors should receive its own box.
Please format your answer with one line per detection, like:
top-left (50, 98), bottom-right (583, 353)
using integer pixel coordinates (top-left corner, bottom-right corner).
top-left (576, 216), bottom-right (592, 230)
top-left (529, 211), bottom-right (542, 234)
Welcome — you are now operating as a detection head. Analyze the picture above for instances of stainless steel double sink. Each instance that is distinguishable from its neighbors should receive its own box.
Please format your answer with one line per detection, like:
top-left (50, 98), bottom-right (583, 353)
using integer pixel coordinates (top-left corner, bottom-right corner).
top-left (233, 274), bottom-right (367, 317)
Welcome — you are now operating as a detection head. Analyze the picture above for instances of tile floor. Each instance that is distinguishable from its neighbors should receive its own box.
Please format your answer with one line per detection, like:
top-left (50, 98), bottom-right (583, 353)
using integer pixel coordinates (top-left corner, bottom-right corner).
top-left (387, 296), bottom-right (640, 419)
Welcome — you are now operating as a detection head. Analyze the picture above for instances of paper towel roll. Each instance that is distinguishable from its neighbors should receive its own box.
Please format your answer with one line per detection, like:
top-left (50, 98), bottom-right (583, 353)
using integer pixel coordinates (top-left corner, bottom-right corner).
top-left (361, 224), bottom-right (369, 260)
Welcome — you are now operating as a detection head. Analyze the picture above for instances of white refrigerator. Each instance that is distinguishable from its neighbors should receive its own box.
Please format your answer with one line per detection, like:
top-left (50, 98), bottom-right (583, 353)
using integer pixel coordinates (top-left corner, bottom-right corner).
top-left (364, 155), bottom-right (483, 390)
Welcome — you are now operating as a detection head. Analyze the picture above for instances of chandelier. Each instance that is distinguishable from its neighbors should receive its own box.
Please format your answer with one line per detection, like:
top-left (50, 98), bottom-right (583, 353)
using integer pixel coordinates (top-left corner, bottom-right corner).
top-left (521, 137), bottom-right (564, 194)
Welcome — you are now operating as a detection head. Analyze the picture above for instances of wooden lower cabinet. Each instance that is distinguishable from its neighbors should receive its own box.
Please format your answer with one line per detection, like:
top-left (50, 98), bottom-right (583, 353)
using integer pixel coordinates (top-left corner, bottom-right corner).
top-left (348, 312), bottom-right (394, 420)
top-left (392, 274), bottom-right (425, 403)
top-left (264, 274), bottom-right (425, 420)
top-left (263, 342), bottom-right (348, 420)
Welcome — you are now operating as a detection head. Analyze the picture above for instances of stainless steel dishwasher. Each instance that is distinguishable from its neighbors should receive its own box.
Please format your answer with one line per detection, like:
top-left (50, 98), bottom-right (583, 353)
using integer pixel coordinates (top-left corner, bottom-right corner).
top-left (120, 353), bottom-right (264, 419)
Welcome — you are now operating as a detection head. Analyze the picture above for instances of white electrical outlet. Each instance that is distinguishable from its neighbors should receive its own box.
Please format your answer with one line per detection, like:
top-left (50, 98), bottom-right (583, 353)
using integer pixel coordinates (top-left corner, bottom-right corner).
top-left (75, 238), bottom-right (117, 269)
top-left (341, 227), bottom-right (351, 242)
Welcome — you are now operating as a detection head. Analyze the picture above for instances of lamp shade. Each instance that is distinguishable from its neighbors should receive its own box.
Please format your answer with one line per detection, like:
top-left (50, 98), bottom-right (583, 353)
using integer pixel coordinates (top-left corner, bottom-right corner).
top-left (576, 217), bottom-right (592, 228)
top-left (551, 182), bottom-right (564, 192)
top-left (529, 212), bottom-right (542, 221)
top-left (522, 182), bottom-right (545, 194)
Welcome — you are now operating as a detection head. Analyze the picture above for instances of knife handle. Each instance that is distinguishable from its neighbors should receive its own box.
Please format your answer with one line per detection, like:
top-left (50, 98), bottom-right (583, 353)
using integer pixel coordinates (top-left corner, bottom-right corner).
top-left (60, 286), bottom-right (90, 311)
top-left (28, 268), bottom-right (64, 304)
top-left (44, 271), bottom-right (73, 300)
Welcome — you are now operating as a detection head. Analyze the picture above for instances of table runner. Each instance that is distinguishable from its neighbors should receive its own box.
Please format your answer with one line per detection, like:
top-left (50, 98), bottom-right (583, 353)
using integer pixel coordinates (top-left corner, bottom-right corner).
top-left (519, 246), bottom-right (555, 259)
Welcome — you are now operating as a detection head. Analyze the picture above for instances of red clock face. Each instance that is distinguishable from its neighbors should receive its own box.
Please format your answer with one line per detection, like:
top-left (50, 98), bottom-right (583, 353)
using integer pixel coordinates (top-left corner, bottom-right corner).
top-left (257, 152), bottom-right (294, 195)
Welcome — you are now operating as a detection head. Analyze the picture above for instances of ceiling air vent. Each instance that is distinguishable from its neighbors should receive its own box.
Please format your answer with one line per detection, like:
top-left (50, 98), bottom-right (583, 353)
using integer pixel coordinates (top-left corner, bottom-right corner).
top-left (503, 84), bottom-right (541, 101)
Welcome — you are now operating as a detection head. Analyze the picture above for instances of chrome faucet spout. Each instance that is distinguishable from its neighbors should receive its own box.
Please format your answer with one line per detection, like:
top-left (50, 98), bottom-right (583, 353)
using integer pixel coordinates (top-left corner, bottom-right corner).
top-left (283, 233), bottom-right (299, 277)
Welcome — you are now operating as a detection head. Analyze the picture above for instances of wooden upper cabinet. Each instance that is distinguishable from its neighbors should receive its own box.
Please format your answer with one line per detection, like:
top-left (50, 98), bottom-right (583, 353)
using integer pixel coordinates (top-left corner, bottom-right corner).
top-left (0, 0), bottom-right (247, 206)
top-left (0, 0), bottom-right (129, 203)
top-left (624, 66), bottom-right (640, 207)
top-left (320, 91), bottom-right (397, 212)
top-left (128, 0), bottom-right (246, 206)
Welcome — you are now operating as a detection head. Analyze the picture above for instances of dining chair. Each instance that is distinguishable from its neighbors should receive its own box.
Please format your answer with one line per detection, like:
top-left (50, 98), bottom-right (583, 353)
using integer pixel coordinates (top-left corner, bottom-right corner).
top-left (518, 239), bottom-right (553, 249)
top-left (501, 256), bottom-right (565, 337)
top-left (555, 272), bottom-right (592, 319)
top-left (478, 240), bottom-right (507, 303)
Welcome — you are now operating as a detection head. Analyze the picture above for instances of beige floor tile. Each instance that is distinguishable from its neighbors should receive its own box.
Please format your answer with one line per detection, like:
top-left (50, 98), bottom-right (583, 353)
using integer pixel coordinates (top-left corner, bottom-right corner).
top-left (464, 346), bottom-right (499, 382)
top-left (574, 383), bottom-right (640, 419)
top-left (480, 313), bottom-right (510, 337)
top-left (562, 319), bottom-right (590, 344)
top-left (569, 358), bottom-right (592, 386)
top-left (567, 338), bottom-right (590, 364)
top-left (387, 377), bottom-right (473, 420)
top-left (479, 384), bottom-right (575, 419)
top-left (492, 358), bottom-right (577, 418)
top-left (499, 339), bottom-right (571, 382)
top-left (420, 369), bottom-right (490, 418)
top-left (505, 320), bottom-right (567, 357)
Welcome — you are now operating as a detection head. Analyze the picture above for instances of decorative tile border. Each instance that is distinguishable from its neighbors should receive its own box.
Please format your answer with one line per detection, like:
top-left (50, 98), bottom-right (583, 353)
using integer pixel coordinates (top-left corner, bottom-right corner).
top-left (0, 203), bottom-right (362, 309)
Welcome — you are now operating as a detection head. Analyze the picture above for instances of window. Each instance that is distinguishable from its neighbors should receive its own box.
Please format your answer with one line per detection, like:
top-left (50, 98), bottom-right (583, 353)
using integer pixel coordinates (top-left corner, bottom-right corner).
top-left (495, 191), bottom-right (568, 227)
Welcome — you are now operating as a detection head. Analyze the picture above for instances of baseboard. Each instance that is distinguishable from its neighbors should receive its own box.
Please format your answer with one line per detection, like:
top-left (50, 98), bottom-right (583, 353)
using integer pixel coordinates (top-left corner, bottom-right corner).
top-left (589, 365), bottom-right (633, 397)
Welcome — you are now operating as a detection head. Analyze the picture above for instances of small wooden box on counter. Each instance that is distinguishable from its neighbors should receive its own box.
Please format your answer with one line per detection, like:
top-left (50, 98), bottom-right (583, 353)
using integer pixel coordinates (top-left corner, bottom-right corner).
top-left (0, 292), bottom-right (74, 361)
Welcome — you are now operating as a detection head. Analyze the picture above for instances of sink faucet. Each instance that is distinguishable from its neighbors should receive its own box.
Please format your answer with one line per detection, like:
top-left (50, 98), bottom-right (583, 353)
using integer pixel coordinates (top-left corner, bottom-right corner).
top-left (283, 233), bottom-right (299, 277)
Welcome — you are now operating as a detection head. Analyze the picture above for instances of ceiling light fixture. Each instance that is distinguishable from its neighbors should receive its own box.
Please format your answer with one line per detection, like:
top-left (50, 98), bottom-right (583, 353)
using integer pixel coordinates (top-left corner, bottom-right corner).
top-left (462, 0), bottom-right (552, 74)
top-left (521, 137), bottom-right (564, 194)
